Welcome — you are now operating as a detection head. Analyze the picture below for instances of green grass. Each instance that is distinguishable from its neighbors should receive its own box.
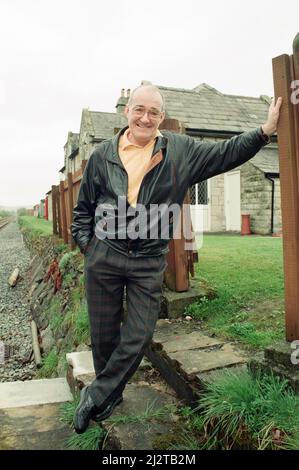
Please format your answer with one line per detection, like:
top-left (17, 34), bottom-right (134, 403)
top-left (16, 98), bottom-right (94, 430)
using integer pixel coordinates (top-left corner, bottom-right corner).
top-left (18, 215), bottom-right (53, 236)
top-left (37, 349), bottom-right (59, 378)
top-left (188, 234), bottom-right (285, 349)
top-left (60, 393), bottom-right (81, 425)
top-left (73, 299), bottom-right (90, 345)
top-left (62, 272), bottom-right (75, 288)
top-left (46, 295), bottom-right (64, 332)
top-left (66, 426), bottom-right (106, 450)
top-left (59, 395), bottom-right (175, 450)
top-left (0, 210), bottom-right (13, 217)
top-left (107, 401), bottom-right (176, 426)
top-left (60, 394), bottom-right (106, 450)
top-left (59, 251), bottom-right (78, 272)
top-left (59, 286), bottom-right (90, 346)
top-left (185, 369), bottom-right (299, 450)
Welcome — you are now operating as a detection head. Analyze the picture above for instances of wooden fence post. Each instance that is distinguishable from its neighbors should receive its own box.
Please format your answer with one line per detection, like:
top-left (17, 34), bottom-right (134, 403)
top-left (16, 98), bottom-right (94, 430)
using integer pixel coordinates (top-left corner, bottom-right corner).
top-left (56, 184), bottom-right (62, 239)
top-left (272, 33), bottom-right (299, 340)
top-left (52, 185), bottom-right (58, 235)
top-left (159, 118), bottom-right (198, 292)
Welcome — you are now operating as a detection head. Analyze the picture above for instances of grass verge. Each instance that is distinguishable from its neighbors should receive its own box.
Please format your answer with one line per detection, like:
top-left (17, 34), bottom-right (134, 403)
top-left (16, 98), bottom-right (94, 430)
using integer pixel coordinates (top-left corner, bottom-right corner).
top-left (188, 234), bottom-right (284, 349)
top-left (18, 215), bottom-right (53, 236)
top-left (173, 368), bottom-right (299, 450)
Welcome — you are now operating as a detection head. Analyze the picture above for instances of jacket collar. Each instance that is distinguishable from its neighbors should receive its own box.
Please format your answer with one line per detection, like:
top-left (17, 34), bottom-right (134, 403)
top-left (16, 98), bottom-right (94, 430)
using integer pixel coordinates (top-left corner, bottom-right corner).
top-left (108, 126), bottom-right (168, 166)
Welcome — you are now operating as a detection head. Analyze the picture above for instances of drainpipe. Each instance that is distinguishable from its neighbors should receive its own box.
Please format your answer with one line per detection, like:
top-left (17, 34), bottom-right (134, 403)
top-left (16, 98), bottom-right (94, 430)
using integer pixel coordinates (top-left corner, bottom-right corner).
top-left (265, 173), bottom-right (279, 234)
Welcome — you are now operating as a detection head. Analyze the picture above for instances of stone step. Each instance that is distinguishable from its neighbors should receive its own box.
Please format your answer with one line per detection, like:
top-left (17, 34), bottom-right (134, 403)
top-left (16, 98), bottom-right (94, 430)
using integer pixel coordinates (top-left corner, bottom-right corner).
top-left (101, 383), bottom-right (178, 450)
top-left (161, 280), bottom-right (215, 318)
top-left (65, 354), bottom-right (180, 451)
top-left (66, 351), bottom-right (152, 391)
top-left (66, 349), bottom-right (181, 450)
top-left (0, 402), bottom-right (72, 450)
top-left (66, 320), bottom-right (248, 407)
top-left (66, 350), bottom-right (95, 391)
top-left (146, 320), bottom-right (248, 405)
top-left (0, 378), bottom-right (73, 409)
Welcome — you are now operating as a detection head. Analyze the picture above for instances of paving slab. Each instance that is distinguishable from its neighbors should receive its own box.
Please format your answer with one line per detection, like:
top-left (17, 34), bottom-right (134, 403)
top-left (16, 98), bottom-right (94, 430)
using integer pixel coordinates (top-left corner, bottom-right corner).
top-left (0, 378), bottom-right (73, 409)
top-left (66, 322), bottom-right (248, 411)
top-left (153, 319), bottom-right (202, 343)
top-left (162, 331), bottom-right (223, 353)
top-left (100, 383), bottom-right (178, 450)
top-left (162, 280), bottom-right (216, 318)
top-left (0, 403), bottom-right (72, 450)
top-left (146, 320), bottom-right (249, 405)
top-left (171, 343), bottom-right (247, 374)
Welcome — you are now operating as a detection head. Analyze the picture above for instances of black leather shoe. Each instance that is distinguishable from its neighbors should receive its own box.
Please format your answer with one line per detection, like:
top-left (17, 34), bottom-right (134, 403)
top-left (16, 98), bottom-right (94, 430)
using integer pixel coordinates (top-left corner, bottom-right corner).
top-left (92, 394), bottom-right (123, 422)
top-left (73, 386), bottom-right (98, 434)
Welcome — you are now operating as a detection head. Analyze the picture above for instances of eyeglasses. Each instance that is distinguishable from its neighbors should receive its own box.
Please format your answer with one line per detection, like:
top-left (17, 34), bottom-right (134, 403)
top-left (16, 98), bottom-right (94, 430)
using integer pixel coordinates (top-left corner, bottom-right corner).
top-left (131, 106), bottom-right (162, 120)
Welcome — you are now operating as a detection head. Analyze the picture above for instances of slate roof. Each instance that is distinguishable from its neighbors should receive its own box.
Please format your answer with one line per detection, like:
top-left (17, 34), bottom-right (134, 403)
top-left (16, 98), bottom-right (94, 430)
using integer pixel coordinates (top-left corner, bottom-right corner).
top-left (156, 83), bottom-right (278, 173)
top-left (250, 145), bottom-right (279, 174)
top-left (158, 83), bottom-right (271, 133)
top-left (89, 111), bottom-right (127, 140)
top-left (84, 83), bottom-right (272, 137)
top-left (80, 83), bottom-right (278, 174)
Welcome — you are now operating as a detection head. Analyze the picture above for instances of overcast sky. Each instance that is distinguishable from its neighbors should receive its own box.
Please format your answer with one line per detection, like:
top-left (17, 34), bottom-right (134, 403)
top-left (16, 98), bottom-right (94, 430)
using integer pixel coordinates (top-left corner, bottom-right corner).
top-left (0, 0), bottom-right (297, 208)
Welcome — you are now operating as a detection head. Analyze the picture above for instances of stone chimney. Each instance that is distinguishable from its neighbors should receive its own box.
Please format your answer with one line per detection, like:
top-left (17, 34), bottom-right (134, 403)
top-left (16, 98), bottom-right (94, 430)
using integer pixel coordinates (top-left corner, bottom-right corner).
top-left (116, 88), bottom-right (129, 114)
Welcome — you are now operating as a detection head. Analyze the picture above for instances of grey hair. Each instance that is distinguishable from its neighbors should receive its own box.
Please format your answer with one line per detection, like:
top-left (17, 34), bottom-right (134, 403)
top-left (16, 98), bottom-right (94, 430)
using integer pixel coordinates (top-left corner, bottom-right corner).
top-left (127, 84), bottom-right (165, 112)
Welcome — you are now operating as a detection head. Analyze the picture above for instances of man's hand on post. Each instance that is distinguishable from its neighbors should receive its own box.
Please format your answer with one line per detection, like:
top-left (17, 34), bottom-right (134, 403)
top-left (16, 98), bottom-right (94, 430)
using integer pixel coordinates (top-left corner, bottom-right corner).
top-left (261, 96), bottom-right (283, 137)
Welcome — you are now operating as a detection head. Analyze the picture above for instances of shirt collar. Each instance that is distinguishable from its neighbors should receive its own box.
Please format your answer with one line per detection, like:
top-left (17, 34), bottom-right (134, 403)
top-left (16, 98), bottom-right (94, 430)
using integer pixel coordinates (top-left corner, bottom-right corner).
top-left (120, 128), bottom-right (163, 151)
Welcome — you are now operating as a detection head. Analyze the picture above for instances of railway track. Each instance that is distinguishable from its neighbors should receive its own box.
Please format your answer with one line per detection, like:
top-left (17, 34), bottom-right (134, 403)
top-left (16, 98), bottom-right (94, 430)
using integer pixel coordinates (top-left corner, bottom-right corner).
top-left (0, 217), bottom-right (15, 230)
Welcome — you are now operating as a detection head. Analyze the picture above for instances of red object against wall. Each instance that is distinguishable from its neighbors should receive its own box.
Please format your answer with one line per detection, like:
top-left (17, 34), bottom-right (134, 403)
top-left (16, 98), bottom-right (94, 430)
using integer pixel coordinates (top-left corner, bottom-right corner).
top-left (241, 214), bottom-right (251, 235)
top-left (44, 196), bottom-right (48, 220)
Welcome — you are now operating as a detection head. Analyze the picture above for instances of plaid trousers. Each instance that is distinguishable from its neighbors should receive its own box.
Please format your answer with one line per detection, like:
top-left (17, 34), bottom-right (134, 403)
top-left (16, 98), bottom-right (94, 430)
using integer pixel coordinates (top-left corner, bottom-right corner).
top-left (84, 236), bottom-right (167, 409)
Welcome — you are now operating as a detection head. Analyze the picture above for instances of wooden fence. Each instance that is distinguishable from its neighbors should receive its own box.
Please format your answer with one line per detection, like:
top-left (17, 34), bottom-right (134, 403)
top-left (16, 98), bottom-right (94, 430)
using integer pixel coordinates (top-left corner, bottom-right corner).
top-left (51, 160), bottom-right (87, 248)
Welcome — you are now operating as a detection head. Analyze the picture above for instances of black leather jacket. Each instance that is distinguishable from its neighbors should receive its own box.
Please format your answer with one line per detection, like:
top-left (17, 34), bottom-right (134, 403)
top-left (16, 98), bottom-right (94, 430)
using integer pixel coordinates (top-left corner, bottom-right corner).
top-left (71, 126), bottom-right (267, 257)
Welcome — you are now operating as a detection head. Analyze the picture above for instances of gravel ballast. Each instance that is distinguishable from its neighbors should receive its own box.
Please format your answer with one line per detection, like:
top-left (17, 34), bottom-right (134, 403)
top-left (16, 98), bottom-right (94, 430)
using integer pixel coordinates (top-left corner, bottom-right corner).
top-left (0, 221), bottom-right (36, 382)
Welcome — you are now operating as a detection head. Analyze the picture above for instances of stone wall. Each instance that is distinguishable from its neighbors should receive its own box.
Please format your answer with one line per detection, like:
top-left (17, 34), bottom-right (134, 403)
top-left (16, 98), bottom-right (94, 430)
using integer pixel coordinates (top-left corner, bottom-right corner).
top-left (240, 162), bottom-right (281, 234)
top-left (21, 229), bottom-right (87, 378)
top-left (273, 178), bottom-right (282, 234)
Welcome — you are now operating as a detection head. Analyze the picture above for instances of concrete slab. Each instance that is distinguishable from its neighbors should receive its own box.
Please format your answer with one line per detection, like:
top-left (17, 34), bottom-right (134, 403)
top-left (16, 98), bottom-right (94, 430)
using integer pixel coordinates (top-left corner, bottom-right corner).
top-left (101, 383), bottom-right (178, 450)
top-left (153, 319), bottom-right (201, 343)
top-left (0, 378), bottom-right (73, 409)
top-left (66, 351), bottom-right (94, 378)
top-left (162, 281), bottom-right (215, 319)
top-left (171, 343), bottom-right (247, 374)
top-left (0, 403), bottom-right (72, 450)
top-left (161, 331), bottom-right (223, 354)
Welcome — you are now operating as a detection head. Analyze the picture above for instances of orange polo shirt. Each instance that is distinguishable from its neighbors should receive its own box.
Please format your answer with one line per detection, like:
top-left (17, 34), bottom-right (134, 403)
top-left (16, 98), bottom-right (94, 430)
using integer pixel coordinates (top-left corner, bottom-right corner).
top-left (119, 128), bottom-right (162, 207)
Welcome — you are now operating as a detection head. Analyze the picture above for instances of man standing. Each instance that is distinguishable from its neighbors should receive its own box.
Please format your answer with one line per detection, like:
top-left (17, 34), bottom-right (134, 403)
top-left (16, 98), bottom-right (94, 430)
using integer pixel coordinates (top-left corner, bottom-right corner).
top-left (71, 84), bottom-right (281, 433)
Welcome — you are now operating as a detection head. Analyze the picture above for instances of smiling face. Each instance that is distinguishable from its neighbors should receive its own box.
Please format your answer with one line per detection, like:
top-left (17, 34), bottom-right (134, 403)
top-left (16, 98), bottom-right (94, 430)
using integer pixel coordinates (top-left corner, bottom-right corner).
top-left (124, 86), bottom-right (165, 147)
